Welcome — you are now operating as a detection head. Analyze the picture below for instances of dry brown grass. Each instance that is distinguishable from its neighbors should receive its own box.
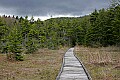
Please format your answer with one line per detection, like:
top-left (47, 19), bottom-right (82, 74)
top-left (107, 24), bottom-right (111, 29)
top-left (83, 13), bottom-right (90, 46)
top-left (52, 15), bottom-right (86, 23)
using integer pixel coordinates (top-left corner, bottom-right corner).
top-left (0, 47), bottom-right (68, 80)
top-left (75, 46), bottom-right (120, 80)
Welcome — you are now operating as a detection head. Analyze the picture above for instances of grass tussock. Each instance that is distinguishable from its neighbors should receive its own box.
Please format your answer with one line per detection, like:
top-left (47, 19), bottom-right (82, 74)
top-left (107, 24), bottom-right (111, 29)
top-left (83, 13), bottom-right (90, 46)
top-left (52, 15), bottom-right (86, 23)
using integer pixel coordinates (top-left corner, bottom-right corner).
top-left (75, 46), bottom-right (120, 80)
top-left (0, 47), bottom-right (68, 80)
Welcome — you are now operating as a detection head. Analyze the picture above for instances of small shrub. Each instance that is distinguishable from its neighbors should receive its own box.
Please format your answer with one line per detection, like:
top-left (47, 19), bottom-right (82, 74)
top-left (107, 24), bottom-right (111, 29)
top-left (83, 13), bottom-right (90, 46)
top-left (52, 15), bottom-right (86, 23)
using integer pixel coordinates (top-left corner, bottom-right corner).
top-left (6, 53), bottom-right (24, 61)
top-left (15, 53), bottom-right (24, 61)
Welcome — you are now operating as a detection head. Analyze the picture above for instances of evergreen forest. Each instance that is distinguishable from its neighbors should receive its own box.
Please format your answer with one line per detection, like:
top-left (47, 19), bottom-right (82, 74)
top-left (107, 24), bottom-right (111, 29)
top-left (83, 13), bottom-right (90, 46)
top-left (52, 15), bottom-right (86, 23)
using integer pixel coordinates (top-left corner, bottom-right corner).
top-left (0, 2), bottom-right (120, 61)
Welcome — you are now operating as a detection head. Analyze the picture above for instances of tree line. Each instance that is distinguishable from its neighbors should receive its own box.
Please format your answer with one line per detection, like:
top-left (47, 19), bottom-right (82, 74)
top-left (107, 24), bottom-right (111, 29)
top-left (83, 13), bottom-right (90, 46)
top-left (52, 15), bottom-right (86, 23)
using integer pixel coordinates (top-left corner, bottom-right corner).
top-left (0, 1), bottom-right (120, 61)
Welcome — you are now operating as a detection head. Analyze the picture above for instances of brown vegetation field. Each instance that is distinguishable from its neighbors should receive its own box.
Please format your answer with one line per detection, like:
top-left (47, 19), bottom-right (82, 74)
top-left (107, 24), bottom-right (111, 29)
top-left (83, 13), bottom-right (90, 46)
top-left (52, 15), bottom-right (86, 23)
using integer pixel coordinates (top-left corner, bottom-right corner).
top-left (75, 46), bottom-right (120, 80)
top-left (0, 48), bottom-right (68, 80)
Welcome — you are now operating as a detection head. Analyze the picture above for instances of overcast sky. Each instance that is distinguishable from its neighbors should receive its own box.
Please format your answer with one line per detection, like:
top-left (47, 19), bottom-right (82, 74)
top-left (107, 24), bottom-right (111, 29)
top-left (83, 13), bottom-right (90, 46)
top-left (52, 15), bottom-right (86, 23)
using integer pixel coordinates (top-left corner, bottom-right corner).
top-left (0, 0), bottom-right (110, 20)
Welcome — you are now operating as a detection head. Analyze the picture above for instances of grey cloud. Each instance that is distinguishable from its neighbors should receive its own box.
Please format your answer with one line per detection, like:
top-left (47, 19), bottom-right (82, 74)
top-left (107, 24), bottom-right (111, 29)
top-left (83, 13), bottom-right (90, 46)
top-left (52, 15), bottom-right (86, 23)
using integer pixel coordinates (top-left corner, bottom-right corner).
top-left (0, 0), bottom-right (110, 16)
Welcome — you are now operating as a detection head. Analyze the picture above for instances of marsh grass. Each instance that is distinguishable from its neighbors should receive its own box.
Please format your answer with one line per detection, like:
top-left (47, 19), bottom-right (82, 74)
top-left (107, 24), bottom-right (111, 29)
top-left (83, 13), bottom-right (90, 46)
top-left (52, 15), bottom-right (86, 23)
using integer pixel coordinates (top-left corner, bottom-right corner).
top-left (0, 47), bottom-right (67, 80)
top-left (75, 46), bottom-right (120, 80)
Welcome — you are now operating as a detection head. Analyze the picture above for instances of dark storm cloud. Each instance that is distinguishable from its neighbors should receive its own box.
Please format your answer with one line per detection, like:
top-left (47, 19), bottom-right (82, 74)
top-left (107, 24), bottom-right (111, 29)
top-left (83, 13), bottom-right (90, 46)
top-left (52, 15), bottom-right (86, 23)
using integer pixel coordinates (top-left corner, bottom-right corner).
top-left (0, 0), bottom-right (110, 16)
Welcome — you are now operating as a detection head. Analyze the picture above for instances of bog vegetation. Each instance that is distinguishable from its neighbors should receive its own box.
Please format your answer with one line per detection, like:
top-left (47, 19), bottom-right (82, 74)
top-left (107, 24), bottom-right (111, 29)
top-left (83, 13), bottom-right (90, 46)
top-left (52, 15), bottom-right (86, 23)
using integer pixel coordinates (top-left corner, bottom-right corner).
top-left (0, 0), bottom-right (120, 61)
top-left (75, 46), bottom-right (120, 80)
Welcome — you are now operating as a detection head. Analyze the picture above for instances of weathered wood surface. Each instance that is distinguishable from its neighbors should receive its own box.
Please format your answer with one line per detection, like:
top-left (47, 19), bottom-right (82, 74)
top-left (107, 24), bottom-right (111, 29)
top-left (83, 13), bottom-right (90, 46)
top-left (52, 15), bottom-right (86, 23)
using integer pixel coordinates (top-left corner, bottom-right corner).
top-left (56, 48), bottom-right (91, 80)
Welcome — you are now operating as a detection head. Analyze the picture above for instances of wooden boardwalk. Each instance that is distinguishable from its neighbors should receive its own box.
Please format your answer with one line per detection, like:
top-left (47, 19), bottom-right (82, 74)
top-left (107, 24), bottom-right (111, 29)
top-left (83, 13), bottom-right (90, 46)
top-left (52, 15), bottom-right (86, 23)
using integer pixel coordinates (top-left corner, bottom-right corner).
top-left (56, 48), bottom-right (91, 80)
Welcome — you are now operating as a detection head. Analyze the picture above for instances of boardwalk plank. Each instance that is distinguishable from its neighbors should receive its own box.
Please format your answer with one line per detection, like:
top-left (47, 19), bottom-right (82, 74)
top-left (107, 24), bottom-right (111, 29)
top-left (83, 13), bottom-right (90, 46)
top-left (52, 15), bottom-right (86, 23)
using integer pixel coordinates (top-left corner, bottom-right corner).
top-left (56, 48), bottom-right (91, 80)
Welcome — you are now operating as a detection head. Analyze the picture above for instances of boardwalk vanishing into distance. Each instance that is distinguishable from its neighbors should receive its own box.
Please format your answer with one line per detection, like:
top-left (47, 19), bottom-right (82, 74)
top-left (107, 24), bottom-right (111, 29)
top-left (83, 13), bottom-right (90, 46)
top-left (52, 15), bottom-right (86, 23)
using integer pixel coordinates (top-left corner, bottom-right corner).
top-left (56, 48), bottom-right (91, 80)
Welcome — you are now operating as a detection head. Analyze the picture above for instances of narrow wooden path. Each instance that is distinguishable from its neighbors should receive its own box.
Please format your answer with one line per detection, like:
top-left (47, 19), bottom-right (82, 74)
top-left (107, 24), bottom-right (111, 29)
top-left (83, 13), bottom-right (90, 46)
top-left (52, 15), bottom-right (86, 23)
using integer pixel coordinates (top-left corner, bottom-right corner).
top-left (56, 48), bottom-right (91, 80)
